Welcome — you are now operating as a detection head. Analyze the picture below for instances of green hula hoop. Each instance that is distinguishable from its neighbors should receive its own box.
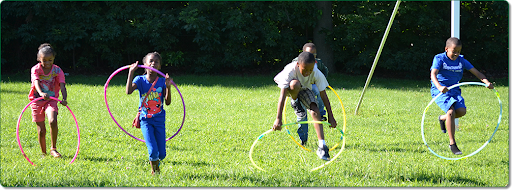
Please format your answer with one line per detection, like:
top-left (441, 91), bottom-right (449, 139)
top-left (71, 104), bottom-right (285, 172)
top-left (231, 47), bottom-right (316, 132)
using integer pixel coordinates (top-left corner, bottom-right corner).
top-left (283, 86), bottom-right (347, 153)
top-left (249, 86), bottom-right (347, 172)
top-left (421, 82), bottom-right (502, 160)
top-left (249, 121), bottom-right (332, 172)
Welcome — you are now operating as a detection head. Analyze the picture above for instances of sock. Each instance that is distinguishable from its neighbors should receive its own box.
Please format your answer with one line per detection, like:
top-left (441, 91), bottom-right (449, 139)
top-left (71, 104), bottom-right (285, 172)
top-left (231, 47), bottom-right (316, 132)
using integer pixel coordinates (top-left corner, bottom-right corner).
top-left (291, 98), bottom-right (298, 103)
top-left (319, 140), bottom-right (326, 146)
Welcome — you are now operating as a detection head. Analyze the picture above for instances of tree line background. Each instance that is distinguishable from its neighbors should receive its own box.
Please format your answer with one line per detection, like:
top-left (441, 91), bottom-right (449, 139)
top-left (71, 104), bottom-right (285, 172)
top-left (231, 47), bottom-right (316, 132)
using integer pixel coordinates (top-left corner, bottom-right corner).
top-left (1, 1), bottom-right (508, 79)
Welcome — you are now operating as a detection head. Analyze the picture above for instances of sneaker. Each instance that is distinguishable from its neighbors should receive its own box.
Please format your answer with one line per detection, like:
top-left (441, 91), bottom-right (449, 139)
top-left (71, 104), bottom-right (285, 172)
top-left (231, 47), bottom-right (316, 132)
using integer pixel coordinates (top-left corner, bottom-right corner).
top-left (316, 145), bottom-right (330, 161)
top-left (322, 116), bottom-right (327, 121)
top-left (450, 144), bottom-right (462, 155)
top-left (291, 99), bottom-right (306, 118)
top-left (439, 115), bottom-right (446, 133)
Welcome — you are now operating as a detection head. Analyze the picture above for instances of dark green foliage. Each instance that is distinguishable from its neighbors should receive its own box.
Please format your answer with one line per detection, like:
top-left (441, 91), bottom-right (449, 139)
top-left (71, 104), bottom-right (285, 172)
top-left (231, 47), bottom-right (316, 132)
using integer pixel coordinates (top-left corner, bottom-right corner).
top-left (1, 1), bottom-right (508, 78)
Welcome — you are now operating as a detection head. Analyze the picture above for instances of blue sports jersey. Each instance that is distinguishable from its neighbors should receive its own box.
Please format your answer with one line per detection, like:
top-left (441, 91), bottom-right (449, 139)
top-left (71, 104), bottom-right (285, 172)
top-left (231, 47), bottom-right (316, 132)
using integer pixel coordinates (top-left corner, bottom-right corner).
top-left (133, 75), bottom-right (166, 121)
top-left (430, 53), bottom-right (474, 89)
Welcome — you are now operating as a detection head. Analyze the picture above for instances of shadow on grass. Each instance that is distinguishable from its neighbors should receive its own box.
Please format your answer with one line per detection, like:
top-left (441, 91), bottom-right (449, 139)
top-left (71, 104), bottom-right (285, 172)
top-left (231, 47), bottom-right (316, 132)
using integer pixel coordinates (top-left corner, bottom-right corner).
top-left (168, 160), bottom-right (211, 167)
top-left (2, 73), bottom-right (508, 91)
top-left (79, 155), bottom-right (112, 162)
top-left (179, 172), bottom-right (293, 186)
top-left (407, 172), bottom-right (486, 186)
top-left (348, 142), bottom-right (426, 154)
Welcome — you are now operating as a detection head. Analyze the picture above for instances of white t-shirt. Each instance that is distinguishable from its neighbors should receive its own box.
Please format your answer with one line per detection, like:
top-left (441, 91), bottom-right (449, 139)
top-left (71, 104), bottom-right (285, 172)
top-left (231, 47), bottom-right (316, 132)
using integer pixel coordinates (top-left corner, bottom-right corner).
top-left (274, 62), bottom-right (329, 91)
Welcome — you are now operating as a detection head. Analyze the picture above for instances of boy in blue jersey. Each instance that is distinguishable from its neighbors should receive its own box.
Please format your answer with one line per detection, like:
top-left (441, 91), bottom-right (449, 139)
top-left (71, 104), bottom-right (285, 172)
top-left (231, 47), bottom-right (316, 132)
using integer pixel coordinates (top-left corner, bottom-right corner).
top-left (430, 37), bottom-right (494, 155)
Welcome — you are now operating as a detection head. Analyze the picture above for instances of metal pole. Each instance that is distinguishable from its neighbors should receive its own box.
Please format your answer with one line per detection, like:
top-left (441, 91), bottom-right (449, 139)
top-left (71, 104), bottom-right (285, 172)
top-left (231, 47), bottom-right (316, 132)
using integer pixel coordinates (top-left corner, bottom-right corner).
top-left (354, 0), bottom-right (401, 115)
top-left (451, 0), bottom-right (460, 38)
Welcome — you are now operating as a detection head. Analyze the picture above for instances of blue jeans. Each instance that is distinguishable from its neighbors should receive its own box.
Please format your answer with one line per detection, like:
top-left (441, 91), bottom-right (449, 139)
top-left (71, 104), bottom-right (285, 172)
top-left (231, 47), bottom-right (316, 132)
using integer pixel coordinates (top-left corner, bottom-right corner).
top-left (140, 118), bottom-right (166, 161)
top-left (296, 84), bottom-right (326, 142)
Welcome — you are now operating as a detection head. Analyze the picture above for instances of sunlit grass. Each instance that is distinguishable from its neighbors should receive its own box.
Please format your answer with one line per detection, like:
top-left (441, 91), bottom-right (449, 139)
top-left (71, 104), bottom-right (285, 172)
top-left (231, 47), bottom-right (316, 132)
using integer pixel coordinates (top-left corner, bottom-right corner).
top-left (1, 74), bottom-right (508, 187)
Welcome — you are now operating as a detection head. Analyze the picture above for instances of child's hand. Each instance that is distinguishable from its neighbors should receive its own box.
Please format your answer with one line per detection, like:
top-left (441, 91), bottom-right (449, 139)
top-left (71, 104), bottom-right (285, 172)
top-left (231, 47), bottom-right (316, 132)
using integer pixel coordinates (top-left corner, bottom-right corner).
top-left (273, 119), bottom-right (282, 131)
top-left (128, 61), bottom-right (139, 73)
top-left (41, 92), bottom-right (50, 100)
top-left (60, 99), bottom-right (68, 106)
top-left (328, 116), bottom-right (337, 128)
top-left (437, 86), bottom-right (449, 93)
top-left (486, 82), bottom-right (494, 89)
top-left (165, 73), bottom-right (173, 87)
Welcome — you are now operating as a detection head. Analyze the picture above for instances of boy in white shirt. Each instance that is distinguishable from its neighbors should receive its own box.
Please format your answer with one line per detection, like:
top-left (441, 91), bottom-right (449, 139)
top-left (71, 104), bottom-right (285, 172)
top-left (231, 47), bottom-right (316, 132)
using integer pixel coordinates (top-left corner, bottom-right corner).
top-left (273, 52), bottom-right (337, 161)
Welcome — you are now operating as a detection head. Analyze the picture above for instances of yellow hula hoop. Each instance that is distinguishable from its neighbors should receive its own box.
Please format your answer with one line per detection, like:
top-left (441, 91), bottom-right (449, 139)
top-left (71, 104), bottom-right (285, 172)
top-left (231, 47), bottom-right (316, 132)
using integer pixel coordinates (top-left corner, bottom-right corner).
top-left (249, 86), bottom-right (346, 172)
top-left (249, 129), bottom-right (273, 172)
top-left (283, 86), bottom-right (346, 152)
top-left (249, 120), bottom-right (330, 172)
top-left (282, 85), bottom-right (347, 171)
top-left (311, 86), bottom-right (347, 172)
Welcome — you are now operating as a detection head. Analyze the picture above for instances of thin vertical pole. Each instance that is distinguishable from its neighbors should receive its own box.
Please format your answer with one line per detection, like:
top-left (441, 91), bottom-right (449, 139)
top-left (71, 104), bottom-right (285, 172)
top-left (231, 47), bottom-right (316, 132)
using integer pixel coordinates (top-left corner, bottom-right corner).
top-left (451, 0), bottom-right (460, 38)
top-left (354, 0), bottom-right (401, 115)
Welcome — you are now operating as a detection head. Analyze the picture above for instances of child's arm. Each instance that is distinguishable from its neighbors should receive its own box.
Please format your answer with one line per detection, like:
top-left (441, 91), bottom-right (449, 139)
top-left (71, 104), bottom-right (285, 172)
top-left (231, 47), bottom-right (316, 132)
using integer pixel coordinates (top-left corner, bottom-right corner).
top-left (164, 73), bottom-right (172, 105)
top-left (33, 80), bottom-right (49, 100)
top-left (469, 68), bottom-right (494, 89)
top-left (273, 88), bottom-right (287, 131)
top-left (126, 62), bottom-right (139, 94)
top-left (60, 83), bottom-right (67, 106)
top-left (430, 69), bottom-right (448, 93)
top-left (319, 90), bottom-right (337, 128)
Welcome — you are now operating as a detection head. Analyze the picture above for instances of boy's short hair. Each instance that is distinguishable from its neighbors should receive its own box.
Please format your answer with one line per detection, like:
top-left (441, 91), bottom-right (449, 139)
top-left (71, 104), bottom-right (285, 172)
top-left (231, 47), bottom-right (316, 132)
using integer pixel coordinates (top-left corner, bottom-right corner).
top-left (298, 52), bottom-right (315, 65)
top-left (446, 37), bottom-right (462, 47)
top-left (303, 43), bottom-right (316, 52)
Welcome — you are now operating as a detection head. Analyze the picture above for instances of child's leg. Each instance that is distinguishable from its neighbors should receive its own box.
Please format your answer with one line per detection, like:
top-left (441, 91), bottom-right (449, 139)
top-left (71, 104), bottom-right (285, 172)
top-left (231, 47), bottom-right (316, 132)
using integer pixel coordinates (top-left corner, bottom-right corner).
top-left (47, 111), bottom-right (58, 150)
top-left (309, 103), bottom-right (325, 141)
top-left (441, 106), bottom-right (465, 154)
top-left (45, 101), bottom-right (61, 157)
top-left (288, 80), bottom-right (301, 100)
top-left (35, 121), bottom-right (47, 154)
top-left (296, 114), bottom-right (308, 144)
top-left (155, 124), bottom-right (166, 161)
top-left (311, 84), bottom-right (326, 117)
top-left (454, 107), bottom-right (466, 118)
top-left (310, 103), bottom-right (331, 161)
top-left (289, 79), bottom-right (307, 121)
top-left (149, 160), bottom-right (159, 175)
top-left (444, 108), bottom-right (457, 145)
top-left (31, 101), bottom-right (48, 155)
top-left (141, 122), bottom-right (159, 161)
top-left (141, 120), bottom-right (162, 174)
top-left (439, 107), bottom-right (467, 145)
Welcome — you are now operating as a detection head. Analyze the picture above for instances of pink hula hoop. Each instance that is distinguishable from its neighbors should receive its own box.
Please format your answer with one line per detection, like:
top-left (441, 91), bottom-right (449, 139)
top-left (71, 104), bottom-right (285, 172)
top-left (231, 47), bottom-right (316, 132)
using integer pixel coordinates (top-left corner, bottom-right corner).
top-left (104, 65), bottom-right (186, 142)
top-left (16, 97), bottom-right (81, 166)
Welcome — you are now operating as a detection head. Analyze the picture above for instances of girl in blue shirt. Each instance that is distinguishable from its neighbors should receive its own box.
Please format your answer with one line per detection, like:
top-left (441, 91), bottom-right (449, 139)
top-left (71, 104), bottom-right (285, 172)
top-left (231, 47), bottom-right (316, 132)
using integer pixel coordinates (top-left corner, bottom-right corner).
top-left (126, 52), bottom-right (173, 175)
top-left (430, 37), bottom-right (493, 155)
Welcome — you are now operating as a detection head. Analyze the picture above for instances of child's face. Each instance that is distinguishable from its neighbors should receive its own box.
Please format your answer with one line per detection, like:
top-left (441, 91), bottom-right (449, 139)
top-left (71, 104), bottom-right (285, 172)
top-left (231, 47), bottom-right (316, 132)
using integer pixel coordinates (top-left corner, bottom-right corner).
top-left (297, 62), bottom-right (315, 77)
top-left (445, 44), bottom-right (462, 61)
top-left (144, 54), bottom-right (161, 71)
top-left (38, 53), bottom-right (54, 69)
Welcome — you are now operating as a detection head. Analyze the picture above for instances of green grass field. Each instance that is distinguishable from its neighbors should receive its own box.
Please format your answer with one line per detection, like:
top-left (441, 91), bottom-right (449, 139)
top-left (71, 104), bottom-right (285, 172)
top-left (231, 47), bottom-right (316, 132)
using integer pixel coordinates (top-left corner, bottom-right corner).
top-left (1, 73), bottom-right (509, 187)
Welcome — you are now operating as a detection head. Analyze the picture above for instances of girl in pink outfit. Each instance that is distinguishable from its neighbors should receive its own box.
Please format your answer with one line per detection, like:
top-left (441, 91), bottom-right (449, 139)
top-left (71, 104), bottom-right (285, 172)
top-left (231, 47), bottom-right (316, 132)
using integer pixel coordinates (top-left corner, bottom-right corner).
top-left (28, 43), bottom-right (68, 158)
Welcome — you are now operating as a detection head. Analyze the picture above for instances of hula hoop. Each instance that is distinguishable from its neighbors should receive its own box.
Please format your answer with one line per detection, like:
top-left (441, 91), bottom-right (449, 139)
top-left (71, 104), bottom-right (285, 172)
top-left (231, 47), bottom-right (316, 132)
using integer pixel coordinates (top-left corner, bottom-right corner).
top-left (248, 128), bottom-right (274, 172)
top-left (104, 65), bottom-right (186, 142)
top-left (421, 82), bottom-right (502, 160)
top-left (16, 97), bottom-right (81, 166)
top-left (249, 86), bottom-right (347, 172)
top-left (249, 121), bottom-right (331, 172)
top-left (311, 86), bottom-right (347, 172)
top-left (282, 86), bottom-right (346, 152)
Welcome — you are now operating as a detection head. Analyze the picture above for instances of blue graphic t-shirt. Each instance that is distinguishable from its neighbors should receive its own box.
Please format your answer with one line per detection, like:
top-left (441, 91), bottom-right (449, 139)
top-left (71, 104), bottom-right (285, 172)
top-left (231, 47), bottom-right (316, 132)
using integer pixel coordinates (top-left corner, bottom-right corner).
top-left (133, 75), bottom-right (166, 121)
top-left (430, 53), bottom-right (474, 90)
